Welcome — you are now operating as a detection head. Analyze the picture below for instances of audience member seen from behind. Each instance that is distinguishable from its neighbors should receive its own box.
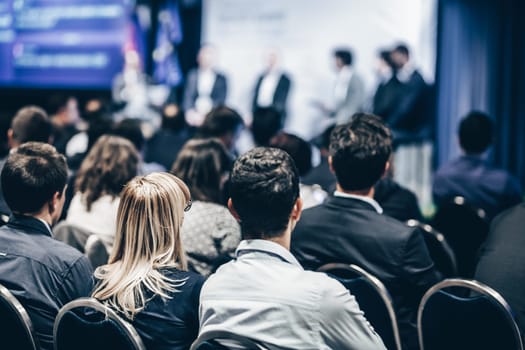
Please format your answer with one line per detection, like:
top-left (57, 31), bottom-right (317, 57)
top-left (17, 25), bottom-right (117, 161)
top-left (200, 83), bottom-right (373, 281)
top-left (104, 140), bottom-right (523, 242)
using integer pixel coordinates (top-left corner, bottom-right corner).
top-left (0, 142), bottom-right (93, 350)
top-left (197, 106), bottom-right (244, 156)
top-left (433, 111), bottom-right (522, 220)
top-left (270, 132), bottom-right (327, 209)
top-left (0, 106), bottom-right (53, 216)
top-left (145, 104), bottom-right (190, 170)
top-left (292, 113), bottom-right (441, 349)
top-left (92, 172), bottom-right (204, 350)
top-left (198, 147), bottom-right (385, 349)
top-left (302, 125), bottom-right (337, 192)
top-left (64, 135), bottom-right (139, 252)
top-left (475, 202), bottom-right (525, 335)
top-left (251, 106), bottom-right (283, 146)
top-left (171, 138), bottom-right (240, 276)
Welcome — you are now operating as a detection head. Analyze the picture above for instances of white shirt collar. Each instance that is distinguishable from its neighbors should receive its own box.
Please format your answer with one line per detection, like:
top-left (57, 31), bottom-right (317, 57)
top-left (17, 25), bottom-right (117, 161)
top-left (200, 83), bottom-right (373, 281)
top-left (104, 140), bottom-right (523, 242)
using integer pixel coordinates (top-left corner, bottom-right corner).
top-left (235, 239), bottom-right (302, 268)
top-left (36, 217), bottom-right (53, 235)
top-left (333, 191), bottom-right (383, 214)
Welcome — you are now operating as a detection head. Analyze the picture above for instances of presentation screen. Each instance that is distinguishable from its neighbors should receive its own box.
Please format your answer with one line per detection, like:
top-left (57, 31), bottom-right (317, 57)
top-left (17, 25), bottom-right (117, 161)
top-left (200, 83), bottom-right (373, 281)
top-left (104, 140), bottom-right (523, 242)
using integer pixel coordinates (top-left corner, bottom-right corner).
top-left (0, 0), bottom-right (135, 88)
top-left (203, 0), bottom-right (437, 139)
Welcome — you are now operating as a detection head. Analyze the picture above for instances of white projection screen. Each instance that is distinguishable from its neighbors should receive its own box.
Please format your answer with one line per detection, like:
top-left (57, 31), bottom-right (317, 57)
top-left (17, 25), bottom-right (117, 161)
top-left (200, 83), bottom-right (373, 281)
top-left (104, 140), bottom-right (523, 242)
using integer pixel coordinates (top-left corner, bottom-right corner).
top-left (202, 0), bottom-right (437, 139)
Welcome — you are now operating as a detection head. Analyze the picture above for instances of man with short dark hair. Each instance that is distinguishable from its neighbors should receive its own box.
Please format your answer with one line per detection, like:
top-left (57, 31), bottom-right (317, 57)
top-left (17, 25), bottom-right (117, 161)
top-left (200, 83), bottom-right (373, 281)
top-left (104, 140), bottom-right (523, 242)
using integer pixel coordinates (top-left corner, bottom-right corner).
top-left (0, 106), bottom-right (54, 216)
top-left (433, 111), bottom-right (522, 220)
top-left (0, 142), bottom-right (93, 350)
top-left (292, 113), bottom-right (441, 349)
top-left (197, 106), bottom-right (244, 153)
top-left (198, 147), bottom-right (385, 349)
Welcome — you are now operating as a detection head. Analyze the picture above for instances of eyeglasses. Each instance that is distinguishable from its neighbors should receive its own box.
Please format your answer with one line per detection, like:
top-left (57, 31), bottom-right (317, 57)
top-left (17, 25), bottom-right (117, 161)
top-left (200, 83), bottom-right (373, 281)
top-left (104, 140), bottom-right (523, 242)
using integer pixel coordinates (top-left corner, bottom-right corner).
top-left (184, 200), bottom-right (192, 212)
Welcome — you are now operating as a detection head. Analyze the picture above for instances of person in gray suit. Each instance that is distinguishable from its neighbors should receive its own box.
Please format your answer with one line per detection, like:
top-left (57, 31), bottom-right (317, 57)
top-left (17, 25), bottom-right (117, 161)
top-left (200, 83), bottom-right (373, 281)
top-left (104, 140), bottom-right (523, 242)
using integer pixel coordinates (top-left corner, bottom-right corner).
top-left (315, 49), bottom-right (366, 125)
top-left (182, 45), bottom-right (228, 126)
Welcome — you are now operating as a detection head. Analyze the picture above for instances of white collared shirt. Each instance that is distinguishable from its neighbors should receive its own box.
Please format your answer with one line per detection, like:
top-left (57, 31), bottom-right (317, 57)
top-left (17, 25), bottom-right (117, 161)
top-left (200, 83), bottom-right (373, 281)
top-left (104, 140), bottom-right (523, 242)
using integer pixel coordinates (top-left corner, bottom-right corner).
top-left (256, 71), bottom-right (280, 107)
top-left (334, 190), bottom-right (384, 214)
top-left (199, 239), bottom-right (385, 350)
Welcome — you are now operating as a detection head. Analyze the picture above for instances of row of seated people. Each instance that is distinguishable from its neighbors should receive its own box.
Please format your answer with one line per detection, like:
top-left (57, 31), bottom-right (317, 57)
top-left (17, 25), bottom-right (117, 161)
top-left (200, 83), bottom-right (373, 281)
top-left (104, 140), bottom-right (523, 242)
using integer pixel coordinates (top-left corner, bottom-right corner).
top-left (0, 104), bottom-right (522, 349)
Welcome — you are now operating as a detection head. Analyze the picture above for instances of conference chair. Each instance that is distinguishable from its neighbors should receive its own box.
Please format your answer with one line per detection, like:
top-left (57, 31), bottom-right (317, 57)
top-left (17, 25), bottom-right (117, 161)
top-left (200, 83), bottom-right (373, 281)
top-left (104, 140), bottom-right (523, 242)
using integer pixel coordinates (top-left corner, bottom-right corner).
top-left (191, 330), bottom-right (268, 350)
top-left (406, 219), bottom-right (457, 277)
top-left (54, 222), bottom-right (109, 268)
top-left (0, 283), bottom-right (39, 350)
top-left (54, 298), bottom-right (145, 350)
top-left (317, 263), bottom-right (401, 350)
top-left (431, 196), bottom-right (489, 278)
top-left (418, 278), bottom-right (523, 350)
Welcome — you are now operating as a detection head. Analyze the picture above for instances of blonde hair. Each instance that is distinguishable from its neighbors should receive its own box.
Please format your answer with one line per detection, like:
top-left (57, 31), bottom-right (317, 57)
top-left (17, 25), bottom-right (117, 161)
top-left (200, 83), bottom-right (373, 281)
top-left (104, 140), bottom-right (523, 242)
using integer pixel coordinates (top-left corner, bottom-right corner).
top-left (92, 172), bottom-right (191, 319)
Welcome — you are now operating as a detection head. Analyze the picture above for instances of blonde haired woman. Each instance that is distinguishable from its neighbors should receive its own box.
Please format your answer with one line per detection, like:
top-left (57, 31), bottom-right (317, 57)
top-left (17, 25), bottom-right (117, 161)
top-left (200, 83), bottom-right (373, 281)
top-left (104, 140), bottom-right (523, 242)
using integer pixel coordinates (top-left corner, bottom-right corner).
top-left (92, 172), bottom-right (204, 350)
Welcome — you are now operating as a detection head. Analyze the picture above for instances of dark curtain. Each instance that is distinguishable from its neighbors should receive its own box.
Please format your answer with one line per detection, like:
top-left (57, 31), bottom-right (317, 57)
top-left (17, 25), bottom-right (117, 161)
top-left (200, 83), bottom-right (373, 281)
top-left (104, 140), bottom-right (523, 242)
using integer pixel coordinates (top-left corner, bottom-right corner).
top-left (436, 0), bottom-right (525, 187)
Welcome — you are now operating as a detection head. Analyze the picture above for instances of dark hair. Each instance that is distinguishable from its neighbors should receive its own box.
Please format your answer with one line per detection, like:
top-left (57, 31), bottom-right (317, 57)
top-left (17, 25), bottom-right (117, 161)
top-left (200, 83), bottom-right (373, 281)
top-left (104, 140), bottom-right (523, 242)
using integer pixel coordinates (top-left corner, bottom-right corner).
top-left (252, 107), bottom-right (282, 146)
top-left (198, 106), bottom-right (244, 139)
top-left (379, 49), bottom-right (395, 68)
top-left (393, 44), bottom-right (410, 58)
top-left (113, 119), bottom-right (144, 151)
top-left (10, 106), bottom-right (52, 144)
top-left (2, 142), bottom-right (67, 213)
top-left (75, 135), bottom-right (139, 211)
top-left (270, 133), bottom-right (312, 176)
top-left (229, 147), bottom-right (299, 239)
top-left (458, 111), bottom-right (493, 154)
top-left (334, 49), bottom-right (353, 66)
top-left (171, 138), bottom-right (231, 203)
top-left (330, 113), bottom-right (392, 191)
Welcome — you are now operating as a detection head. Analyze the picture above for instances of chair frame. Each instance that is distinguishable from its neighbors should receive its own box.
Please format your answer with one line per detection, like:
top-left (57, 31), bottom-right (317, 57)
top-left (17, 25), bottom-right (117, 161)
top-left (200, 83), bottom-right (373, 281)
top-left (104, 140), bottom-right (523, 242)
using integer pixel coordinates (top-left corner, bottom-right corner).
top-left (53, 297), bottom-right (146, 350)
top-left (0, 283), bottom-right (39, 350)
top-left (317, 263), bottom-right (402, 350)
top-left (417, 278), bottom-right (524, 350)
top-left (191, 329), bottom-right (268, 350)
top-left (407, 219), bottom-right (458, 276)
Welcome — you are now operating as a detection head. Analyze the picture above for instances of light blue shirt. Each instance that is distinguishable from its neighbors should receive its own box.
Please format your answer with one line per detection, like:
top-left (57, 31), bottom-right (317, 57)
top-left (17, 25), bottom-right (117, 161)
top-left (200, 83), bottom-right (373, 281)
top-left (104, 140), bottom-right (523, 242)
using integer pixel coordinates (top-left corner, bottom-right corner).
top-left (198, 239), bottom-right (386, 349)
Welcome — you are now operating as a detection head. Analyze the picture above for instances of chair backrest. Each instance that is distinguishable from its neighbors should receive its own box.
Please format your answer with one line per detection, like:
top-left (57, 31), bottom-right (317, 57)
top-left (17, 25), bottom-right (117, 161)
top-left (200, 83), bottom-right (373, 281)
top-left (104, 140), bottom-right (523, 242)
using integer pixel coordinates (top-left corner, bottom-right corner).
top-left (84, 234), bottom-right (109, 268)
top-left (431, 196), bottom-right (489, 278)
top-left (54, 298), bottom-right (145, 350)
top-left (317, 263), bottom-right (401, 350)
top-left (407, 219), bottom-right (458, 277)
top-left (0, 283), bottom-right (39, 350)
top-left (191, 330), bottom-right (267, 350)
top-left (418, 278), bottom-right (523, 350)
top-left (54, 222), bottom-right (109, 268)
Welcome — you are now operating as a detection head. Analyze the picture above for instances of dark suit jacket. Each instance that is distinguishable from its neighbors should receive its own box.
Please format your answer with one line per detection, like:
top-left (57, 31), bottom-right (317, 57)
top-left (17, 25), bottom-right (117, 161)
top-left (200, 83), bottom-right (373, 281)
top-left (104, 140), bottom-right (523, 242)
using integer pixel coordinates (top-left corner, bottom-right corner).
top-left (292, 196), bottom-right (441, 349)
top-left (375, 177), bottom-right (423, 222)
top-left (182, 69), bottom-right (227, 112)
top-left (0, 215), bottom-right (93, 350)
top-left (475, 203), bottom-right (525, 336)
top-left (252, 73), bottom-right (291, 115)
top-left (433, 155), bottom-right (522, 221)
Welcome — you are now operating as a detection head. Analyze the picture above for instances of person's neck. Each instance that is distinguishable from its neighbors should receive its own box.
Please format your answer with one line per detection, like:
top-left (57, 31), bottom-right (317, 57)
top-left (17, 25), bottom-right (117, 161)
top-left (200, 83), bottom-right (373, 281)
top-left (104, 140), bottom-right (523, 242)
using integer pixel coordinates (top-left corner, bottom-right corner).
top-left (267, 232), bottom-right (290, 251)
top-left (336, 183), bottom-right (374, 199)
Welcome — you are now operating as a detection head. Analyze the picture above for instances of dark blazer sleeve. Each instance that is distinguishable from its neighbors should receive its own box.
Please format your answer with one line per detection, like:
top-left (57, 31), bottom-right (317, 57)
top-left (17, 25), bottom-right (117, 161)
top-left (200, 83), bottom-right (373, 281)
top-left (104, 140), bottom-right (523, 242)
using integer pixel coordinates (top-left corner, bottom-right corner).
top-left (272, 74), bottom-right (291, 113)
top-left (212, 73), bottom-right (228, 106)
top-left (182, 69), bottom-right (198, 112)
top-left (252, 75), bottom-right (263, 111)
top-left (388, 72), bottom-right (427, 128)
top-left (401, 227), bottom-right (442, 295)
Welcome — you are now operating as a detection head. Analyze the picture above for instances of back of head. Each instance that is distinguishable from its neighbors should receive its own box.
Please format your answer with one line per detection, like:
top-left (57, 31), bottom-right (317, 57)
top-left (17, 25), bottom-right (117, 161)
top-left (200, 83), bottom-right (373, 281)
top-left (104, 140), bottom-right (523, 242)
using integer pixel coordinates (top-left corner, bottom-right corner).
top-left (334, 48), bottom-right (353, 66)
top-left (229, 147), bottom-right (299, 239)
top-left (458, 111), bottom-right (493, 154)
top-left (330, 113), bottom-right (392, 191)
top-left (252, 107), bottom-right (282, 146)
top-left (10, 106), bottom-right (52, 146)
top-left (2, 142), bottom-right (67, 214)
top-left (161, 104), bottom-right (186, 132)
top-left (75, 135), bottom-right (139, 211)
top-left (113, 119), bottom-right (145, 151)
top-left (171, 138), bottom-right (231, 203)
top-left (93, 172), bottom-right (191, 319)
top-left (270, 132), bottom-right (312, 176)
top-left (198, 106), bottom-right (244, 139)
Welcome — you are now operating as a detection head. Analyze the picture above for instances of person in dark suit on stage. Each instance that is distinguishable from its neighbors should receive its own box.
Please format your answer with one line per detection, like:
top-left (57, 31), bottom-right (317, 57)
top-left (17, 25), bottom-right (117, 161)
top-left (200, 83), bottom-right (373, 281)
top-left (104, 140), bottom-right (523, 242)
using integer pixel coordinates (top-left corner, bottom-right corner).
top-left (252, 49), bottom-right (291, 119)
top-left (291, 113), bottom-right (441, 349)
top-left (475, 203), bottom-right (525, 335)
top-left (182, 45), bottom-right (228, 126)
top-left (372, 49), bottom-right (402, 121)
